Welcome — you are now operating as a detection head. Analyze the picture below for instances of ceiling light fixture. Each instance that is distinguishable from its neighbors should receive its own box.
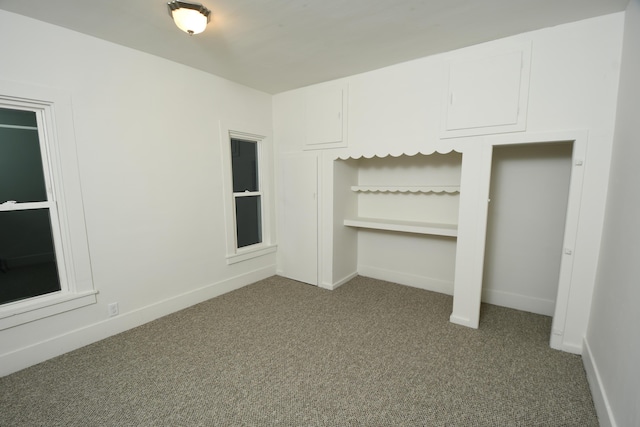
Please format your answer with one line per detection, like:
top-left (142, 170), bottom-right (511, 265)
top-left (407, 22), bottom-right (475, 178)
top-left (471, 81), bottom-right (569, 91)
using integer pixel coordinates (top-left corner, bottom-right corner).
top-left (168, 1), bottom-right (211, 35)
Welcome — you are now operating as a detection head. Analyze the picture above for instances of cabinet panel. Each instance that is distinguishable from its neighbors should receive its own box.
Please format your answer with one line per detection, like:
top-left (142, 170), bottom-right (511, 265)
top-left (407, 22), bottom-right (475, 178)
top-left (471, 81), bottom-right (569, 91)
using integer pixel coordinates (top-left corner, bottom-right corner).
top-left (442, 42), bottom-right (531, 138)
top-left (305, 83), bottom-right (347, 149)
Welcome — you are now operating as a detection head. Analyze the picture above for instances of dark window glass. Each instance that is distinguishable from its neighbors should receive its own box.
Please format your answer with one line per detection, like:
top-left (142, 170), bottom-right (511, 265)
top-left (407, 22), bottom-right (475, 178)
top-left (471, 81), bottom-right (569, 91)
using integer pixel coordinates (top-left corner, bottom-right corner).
top-left (235, 196), bottom-right (262, 248)
top-left (0, 109), bottom-right (47, 203)
top-left (231, 139), bottom-right (258, 193)
top-left (0, 209), bottom-right (61, 304)
top-left (0, 107), bottom-right (38, 128)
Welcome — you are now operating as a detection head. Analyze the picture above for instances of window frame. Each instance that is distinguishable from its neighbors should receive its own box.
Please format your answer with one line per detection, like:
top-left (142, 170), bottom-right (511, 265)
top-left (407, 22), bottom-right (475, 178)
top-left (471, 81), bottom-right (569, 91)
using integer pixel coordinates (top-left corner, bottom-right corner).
top-left (0, 81), bottom-right (96, 330)
top-left (220, 122), bottom-right (276, 264)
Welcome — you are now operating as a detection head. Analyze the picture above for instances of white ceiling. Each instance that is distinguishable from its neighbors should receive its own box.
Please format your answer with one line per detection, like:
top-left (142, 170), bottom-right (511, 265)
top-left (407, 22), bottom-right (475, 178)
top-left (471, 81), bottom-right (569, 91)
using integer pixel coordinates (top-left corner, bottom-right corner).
top-left (0, 0), bottom-right (629, 94)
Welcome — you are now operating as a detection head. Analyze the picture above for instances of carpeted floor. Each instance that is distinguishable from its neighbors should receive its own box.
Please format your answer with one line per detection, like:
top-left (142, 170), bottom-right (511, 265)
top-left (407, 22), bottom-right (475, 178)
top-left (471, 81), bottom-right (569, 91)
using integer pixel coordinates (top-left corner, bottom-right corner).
top-left (0, 276), bottom-right (599, 426)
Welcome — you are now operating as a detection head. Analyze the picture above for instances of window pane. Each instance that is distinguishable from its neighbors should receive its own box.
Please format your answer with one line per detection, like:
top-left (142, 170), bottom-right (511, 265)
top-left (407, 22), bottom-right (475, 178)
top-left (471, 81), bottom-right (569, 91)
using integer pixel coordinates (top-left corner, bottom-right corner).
top-left (235, 196), bottom-right (262, 248)
top-left (0, 108), bottom-right (47, 203)
top-left (0, 209), bottom-right (61, 304)
top-left (0, 107), bottom-right (37, 128)
top-left (231, 139), bottom-right (258, 193)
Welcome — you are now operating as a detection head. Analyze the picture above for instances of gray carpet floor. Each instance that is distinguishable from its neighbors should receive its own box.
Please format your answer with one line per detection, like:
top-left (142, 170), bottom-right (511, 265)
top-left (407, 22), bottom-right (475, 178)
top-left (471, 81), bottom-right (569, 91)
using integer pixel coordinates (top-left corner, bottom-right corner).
top-left (0, 275), bottom-right (599, 426)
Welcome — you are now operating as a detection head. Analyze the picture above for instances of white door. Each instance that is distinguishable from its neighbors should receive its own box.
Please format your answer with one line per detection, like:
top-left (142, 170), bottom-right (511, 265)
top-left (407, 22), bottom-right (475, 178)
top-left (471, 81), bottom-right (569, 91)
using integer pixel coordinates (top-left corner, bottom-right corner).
top-left (278, 153), bottom-right (318, 285)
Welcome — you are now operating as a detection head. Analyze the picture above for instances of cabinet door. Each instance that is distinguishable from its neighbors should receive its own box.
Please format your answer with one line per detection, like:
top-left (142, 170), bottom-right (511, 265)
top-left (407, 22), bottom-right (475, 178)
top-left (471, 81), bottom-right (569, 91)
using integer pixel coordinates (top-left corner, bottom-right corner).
top-left (442, 42), bottom-right (531, 138)
top-left (305, 83), bottom-right (347, 149)
top-left (278, 153), bottom-right (318, 285)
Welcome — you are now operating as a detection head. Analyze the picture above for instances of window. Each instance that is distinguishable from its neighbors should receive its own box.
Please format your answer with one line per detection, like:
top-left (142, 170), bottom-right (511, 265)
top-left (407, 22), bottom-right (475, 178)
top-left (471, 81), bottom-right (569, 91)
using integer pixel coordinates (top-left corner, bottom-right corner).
top-left (231, 138), bottom-right (262, 248)
top-left (0, 82), bottom-right (96, 329)
top-left (0, 107), bottom-right (63, 304)
top-left (220, 123), bottom-right (276, 264)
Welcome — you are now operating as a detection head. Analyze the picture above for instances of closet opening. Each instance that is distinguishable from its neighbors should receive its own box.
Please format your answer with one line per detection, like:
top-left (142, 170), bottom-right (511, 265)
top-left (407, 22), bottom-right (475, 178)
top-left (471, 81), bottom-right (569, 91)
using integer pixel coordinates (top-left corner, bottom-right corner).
top-left (482, 142), bottom-right (573, 325)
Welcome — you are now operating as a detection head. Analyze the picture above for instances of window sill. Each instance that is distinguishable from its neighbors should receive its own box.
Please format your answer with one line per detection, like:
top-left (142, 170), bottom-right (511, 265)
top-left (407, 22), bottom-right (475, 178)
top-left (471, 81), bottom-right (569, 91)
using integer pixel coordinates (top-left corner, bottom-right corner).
top-left (0, 290), bottom-right (98, 330)
top-left (226, 244), bottom-right (277, 265)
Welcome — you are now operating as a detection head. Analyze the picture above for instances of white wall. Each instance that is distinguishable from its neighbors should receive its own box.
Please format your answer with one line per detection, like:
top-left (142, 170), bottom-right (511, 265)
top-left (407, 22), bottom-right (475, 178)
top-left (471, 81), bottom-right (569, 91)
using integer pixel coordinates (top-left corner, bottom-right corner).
top-left (584, 0), bottom-right (640, 426)
top-left (0, 10), bottom-right (274, 375)
top-left (274, 13), bottom-right (624, 352)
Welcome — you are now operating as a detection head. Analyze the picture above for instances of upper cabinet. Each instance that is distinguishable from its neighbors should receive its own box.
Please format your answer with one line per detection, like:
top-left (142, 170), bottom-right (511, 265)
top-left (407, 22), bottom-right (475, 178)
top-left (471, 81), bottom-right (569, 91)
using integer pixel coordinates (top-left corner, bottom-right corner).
top-left (305, 82), bottom-right (348, 149)
top-left (441, 41), bottom-right (532, 138)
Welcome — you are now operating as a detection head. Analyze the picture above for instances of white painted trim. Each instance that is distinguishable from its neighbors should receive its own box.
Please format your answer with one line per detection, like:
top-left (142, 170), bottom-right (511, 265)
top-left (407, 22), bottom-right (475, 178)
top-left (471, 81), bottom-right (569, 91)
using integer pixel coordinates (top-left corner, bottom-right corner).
top-left (0, 265), bottom-right (275, 376)
top-left (449, 314), bottom-right (475, 328)
top-left (358, 265), bottom-right (453, 295)
top-left (481, 289), bottom-right (555, 316)
top-left (450, 130), bottom-right (589, 353)
top-left (487, 130), bottom-right (589, 353)
top-left (450, 144), bottom-right (493, 330)
top-left (0, 291), bottom-right (97, 330)
top-left (556, 341), bottom-right (582, 355)
top-left (319, 151), bottom-right (335, 288)
top-left (226, 244), bottom-right (277, 265)
top-left (320, 271), bottom-right (357, 290)
top-left (583, 337), bottom-right (617, 427)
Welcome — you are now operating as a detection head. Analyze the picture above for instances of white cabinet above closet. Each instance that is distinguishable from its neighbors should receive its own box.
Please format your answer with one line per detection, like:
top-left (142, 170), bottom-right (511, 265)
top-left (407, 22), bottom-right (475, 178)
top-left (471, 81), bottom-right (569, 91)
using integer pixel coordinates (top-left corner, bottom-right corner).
top-left (442, 41), bottom-right (532, 138)
top-left (335, 151), bottom-right (462, 237)
top-left (305, 82), bottom-right (348, 149)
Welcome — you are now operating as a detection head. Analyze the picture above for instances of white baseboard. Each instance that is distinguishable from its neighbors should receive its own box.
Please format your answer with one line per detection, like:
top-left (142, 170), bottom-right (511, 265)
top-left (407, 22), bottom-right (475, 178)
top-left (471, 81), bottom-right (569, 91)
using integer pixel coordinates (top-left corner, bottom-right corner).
top-left (358, 265), bottom-right (454, 295)
top-left (481, 288), bottom-right (555, 316)
top-left (0, 265), bottom-right (275, 377)
top-left (320, 271), bottom-right (358, 290)
top-left (582, 337), bottom-right (617, 427)
top-left (449, 314), bottom-right (477, 328)
top-left (549, 333), bottom-right (582, 354)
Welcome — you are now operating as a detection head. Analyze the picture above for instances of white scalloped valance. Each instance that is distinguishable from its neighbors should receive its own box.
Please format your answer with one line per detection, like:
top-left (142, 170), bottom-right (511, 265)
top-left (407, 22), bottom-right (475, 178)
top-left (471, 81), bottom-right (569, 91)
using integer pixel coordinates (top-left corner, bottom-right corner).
top-left (334, 148), bottom-right (461, 161)
top-left (351, 185), bottom-right (460, 194)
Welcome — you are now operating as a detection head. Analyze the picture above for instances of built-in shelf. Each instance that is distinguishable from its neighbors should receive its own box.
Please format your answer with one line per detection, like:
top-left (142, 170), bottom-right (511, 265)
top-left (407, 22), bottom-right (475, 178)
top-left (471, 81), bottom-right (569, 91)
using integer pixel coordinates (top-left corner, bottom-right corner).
top-left (344, 217), bottom-right (458, 237)
top-left (351, 185), bottom-right (460, 194)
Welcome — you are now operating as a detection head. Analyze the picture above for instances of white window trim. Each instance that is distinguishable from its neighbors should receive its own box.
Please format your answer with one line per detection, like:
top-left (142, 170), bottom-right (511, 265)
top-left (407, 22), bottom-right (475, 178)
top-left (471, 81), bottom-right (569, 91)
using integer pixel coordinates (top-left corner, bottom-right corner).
top-left (0, 80), bottom-right (96, 330)
top-left (219, 122), bottom-right (276, 264)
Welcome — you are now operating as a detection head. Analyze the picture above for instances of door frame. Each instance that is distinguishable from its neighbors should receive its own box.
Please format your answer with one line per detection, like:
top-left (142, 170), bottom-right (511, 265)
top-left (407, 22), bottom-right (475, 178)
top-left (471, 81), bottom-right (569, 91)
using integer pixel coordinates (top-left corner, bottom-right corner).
top-left (450, 130), bottom-right (587, 352)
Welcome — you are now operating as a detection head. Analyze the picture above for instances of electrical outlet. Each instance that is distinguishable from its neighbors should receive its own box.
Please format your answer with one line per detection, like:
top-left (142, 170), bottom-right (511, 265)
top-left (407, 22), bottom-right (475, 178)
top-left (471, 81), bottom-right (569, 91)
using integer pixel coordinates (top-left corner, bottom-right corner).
top-left (108, 302), bottom-right (119, 317)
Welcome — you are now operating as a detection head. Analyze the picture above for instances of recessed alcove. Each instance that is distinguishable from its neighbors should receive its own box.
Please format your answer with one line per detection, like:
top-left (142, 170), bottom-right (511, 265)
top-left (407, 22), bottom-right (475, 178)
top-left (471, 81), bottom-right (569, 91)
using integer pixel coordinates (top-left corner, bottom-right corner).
top-left (332, 151), bottom-right (462, 294)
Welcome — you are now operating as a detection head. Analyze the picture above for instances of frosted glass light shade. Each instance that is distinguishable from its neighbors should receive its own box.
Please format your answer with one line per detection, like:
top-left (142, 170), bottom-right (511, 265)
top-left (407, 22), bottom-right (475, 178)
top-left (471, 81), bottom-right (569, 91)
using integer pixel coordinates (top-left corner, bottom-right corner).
top-left (168, 1), bottom-right (211, 35)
